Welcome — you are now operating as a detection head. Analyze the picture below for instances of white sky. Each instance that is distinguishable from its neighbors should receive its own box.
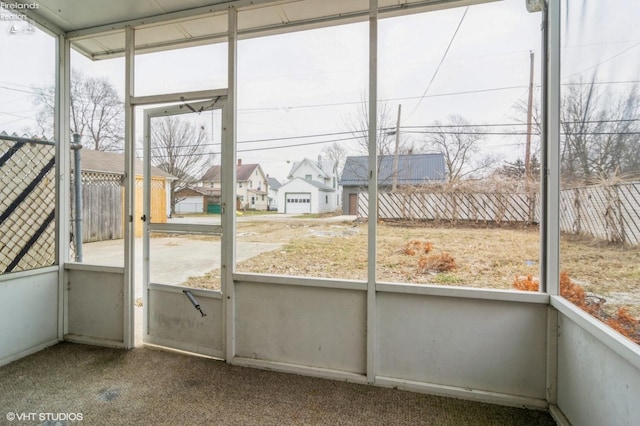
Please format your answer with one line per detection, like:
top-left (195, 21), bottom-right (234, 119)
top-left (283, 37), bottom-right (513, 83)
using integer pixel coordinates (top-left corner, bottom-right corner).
top-left (1, 0), bottom-right (639, 182)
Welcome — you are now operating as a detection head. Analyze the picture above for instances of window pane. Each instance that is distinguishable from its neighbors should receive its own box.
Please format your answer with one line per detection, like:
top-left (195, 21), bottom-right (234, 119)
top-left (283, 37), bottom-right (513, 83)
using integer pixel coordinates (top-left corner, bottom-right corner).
top-left (375, 0), bottom-right (542, 290)
top-left (69, 50), bottom-right (125, 267)
top-left (0, 14), bottom-right (55, 274)
top-left (235, 19), bottom-right (368, 281)
top-left (144, 106), bottom-right (223, 292)
top-left (135, 44), bottom-right (227, 97)
top-left (560, 0), bottom-right (640, 344)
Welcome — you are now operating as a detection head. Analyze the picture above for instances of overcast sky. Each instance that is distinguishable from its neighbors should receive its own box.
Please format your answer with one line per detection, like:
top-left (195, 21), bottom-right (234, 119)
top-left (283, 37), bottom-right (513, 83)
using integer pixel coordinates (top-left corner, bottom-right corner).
top-left (1, 0), bottom-right (638, 182)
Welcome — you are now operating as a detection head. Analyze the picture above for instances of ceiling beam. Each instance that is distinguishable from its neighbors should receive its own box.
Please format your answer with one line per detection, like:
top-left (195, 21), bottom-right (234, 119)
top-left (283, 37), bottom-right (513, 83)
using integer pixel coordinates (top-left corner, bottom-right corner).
top-left (66, 0), bottom-right (495, 60)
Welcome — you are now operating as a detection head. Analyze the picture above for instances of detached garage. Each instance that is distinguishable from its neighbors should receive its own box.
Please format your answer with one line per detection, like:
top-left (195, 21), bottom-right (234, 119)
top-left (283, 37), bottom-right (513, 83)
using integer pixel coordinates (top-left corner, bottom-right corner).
top-left (277, 178), bottom-right (337, 214)
top-left (174, 187), bottom-right (221, 214)
top-left (285, 193), bottom-right (311, 214)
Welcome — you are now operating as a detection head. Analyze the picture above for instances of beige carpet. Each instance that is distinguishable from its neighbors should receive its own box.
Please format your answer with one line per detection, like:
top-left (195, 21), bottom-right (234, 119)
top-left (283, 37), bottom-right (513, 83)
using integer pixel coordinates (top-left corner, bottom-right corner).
top-left (0, 343), bottom-right (556, 425)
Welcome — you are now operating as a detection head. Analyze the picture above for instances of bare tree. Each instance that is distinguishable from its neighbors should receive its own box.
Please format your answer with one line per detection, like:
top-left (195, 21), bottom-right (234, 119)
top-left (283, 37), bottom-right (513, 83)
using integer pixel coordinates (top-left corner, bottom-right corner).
top-left (423, 114), bottom-right (497, 182)
top-left (343, 98), bottom-right (417, 186)
top-left (321, 141), bottom-right (347, 178)
top-left (150, 116), bottom-right (214, 216)
top-left (498, 155), bottom-right (541, 180)
top-left (560, 80), bottom-right (640, 183)
top-left (513, 80), bottom-right (640, 185)
top-left (33, 69), bottom-right (124, 151)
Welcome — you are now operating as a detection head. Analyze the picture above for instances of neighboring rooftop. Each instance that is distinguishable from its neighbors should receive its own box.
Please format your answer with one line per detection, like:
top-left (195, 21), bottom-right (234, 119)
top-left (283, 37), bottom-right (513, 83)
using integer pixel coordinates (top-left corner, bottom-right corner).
top-left (77, 149), bottom-right (175, 179)
top-left (282, 176), bottom-right (336, 192)
top-left (287, 156), bottom-right (336, 180)
top-left (339, 153), bottom-right (446, 186)
top-left (201, 159), bottom-right (261, 183)
top-left (267, 176), bottom-right (282, 190)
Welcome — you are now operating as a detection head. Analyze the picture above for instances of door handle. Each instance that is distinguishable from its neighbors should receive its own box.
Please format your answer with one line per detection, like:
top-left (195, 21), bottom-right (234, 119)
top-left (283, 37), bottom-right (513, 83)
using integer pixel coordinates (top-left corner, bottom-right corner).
top-left (141, 214), bottom-right (147, 222)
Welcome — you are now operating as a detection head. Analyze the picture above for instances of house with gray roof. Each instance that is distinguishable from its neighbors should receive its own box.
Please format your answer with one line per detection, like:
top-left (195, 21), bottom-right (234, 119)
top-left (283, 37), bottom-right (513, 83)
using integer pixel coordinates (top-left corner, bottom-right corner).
top-left (339, 153), bottom-right (446, 214)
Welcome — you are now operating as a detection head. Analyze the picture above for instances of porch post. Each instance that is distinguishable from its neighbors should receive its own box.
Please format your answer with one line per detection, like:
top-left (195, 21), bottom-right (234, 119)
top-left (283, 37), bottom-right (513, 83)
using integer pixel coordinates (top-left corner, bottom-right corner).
top-left (543, 0), bottom-right (562, 409)
top-left (224, 5), bottom-right (239, 362)
top-left (367, 0), bottom-right (378, 384)
top-left (55, 34), bottom-right (71, 341)
top-left (123, 26), bottom-right (136, 349)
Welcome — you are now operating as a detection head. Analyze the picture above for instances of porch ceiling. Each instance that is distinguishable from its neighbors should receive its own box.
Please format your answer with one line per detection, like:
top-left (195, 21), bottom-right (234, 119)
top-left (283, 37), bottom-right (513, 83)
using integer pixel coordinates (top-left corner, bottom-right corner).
top-left (11, 0), bottom-right (496, 60)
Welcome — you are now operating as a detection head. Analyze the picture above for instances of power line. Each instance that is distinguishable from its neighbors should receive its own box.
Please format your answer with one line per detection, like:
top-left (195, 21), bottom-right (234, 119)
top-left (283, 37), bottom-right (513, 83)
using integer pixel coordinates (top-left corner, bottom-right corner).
top-left (238, 85), bottom-right (528, 114)
top-left (110, 115), bottom-right (640, 154)
top-left (561, 40), bottom-right (640, 81)
top-left (405, 6), bottom-right (469, 120)
top-left (237, 130), bottom-right (364, 144)
top-left (404, 131), bottom-right (533, 136)
top-left (0, 84), bottom-right (39, 95)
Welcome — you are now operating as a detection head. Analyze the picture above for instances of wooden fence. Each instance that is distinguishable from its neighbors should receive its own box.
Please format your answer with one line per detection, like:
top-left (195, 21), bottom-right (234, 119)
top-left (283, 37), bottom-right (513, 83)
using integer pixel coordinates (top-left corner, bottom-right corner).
top-left (76, 172), bottom-right (124, 242)
top-left (76, 173), bottom-right (168, 242)
top-left (358, 182), bottom-right (640, 245)
top-left (559, 183), bottom-right (640, 245)
top-left (360, 191), bottom-right (539, 224)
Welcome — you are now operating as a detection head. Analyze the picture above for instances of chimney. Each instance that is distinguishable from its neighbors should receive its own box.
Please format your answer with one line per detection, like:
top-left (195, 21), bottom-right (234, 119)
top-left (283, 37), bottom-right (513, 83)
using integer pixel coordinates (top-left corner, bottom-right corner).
top-left (317, 155), bottom-right (322, 169)
top-left (237, 159), bottom-right (242, 166)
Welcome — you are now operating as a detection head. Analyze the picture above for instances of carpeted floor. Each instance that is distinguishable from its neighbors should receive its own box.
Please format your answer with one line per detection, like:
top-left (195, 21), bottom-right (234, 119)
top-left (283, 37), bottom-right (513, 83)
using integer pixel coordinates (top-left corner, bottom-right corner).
top-left (0, 343), bottom-right (556, 425)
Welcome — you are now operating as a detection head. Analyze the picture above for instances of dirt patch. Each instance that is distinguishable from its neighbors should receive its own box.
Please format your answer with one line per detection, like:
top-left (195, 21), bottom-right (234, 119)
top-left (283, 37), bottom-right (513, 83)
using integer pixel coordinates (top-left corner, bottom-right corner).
top-left (181, 217), bottom-right (639, 319)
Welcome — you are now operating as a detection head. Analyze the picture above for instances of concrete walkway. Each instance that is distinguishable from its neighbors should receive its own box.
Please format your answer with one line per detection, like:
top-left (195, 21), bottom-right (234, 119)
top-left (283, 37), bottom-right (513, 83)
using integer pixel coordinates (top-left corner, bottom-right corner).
top-left (83, 237), bottom-right (281, 292)
top-left (81, 214), bottom-right (356, 346)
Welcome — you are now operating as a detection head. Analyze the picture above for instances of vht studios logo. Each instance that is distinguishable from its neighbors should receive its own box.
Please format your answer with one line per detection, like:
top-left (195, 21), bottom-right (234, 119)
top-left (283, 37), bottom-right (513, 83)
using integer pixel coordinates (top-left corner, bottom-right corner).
top-left (6, 412), bottom-right (84, 422)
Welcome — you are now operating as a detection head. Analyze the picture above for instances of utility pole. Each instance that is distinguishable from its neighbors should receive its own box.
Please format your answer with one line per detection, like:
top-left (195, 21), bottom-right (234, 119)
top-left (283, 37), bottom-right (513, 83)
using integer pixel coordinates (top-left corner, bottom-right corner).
top-left (392, 104), bottom-right (402, 192)
top-left (525, 50), bottom-right (535, 182)
top-left (525, 50), bottom-right (535, 224)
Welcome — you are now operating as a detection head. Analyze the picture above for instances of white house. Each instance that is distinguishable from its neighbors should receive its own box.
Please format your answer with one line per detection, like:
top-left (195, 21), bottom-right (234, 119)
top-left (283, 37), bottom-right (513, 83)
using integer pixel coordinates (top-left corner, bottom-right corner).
top-left (277, 156), bottom-right (341, 214)
top-left (277, 178), bottom-right (339, 214)
top-left (267, 176), bottom-right (281, 211)
top-left (200, 159), bottom-right (269, 211)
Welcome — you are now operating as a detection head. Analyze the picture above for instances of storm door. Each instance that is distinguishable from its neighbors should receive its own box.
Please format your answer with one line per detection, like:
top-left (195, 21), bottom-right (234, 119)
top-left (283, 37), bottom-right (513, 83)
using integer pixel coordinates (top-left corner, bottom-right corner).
top-left (141, 99), bottom-right (226, 358)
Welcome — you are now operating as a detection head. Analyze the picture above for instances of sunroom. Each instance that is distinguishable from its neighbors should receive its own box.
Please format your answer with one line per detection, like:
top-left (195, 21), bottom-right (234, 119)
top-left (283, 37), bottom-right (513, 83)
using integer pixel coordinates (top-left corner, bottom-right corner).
top-left (1, 0), bottom-right (639, 425)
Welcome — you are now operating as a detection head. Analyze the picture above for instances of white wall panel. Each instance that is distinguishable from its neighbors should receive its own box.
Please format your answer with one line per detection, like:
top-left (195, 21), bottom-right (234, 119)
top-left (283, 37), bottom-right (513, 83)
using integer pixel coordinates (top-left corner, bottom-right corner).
top-left (376, 292), bottom-right (548, 400)
top-left (66, 265), bottom-right (124, 345)
top-left (0, 268), bottom-right (59, 366)
top-left (235, 282), bottom-right (366, 374)
top-left (557, 314), bottom-right (640, 426)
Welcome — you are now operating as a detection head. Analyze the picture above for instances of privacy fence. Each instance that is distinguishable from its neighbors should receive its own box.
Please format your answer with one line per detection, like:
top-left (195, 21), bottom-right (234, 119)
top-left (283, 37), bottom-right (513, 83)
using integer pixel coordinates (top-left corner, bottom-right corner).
top-left (0, 135), bottom-right (57, 273)
top-left (358, 182), bottom-right (640, 246)
top-left (75, 172), bottom-right (123, 242)
top-left (1, 133), bottom-right (129, 273)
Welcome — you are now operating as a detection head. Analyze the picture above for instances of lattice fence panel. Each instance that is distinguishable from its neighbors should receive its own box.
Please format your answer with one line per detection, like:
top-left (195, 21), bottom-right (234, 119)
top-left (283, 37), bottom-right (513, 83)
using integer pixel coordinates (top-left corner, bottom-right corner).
top-left (364, 191), bottom-right (536, 224)
top-left (0, 137), bottom-right (56, 273)
top-left (358, 183), bottom-right (640, 245)
top-left (560, 183), bottom-right (640, 245)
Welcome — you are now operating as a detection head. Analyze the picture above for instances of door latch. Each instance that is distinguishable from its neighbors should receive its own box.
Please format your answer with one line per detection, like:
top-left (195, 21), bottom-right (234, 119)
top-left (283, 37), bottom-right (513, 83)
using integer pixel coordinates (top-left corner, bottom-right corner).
top-left (140, 214), bottom-right (147, 222)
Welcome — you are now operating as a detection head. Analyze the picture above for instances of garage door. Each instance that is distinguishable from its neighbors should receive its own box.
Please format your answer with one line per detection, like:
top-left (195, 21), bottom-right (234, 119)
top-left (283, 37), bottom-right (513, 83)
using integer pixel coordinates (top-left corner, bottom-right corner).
top-left (285, 193), bottom-right (311, 214)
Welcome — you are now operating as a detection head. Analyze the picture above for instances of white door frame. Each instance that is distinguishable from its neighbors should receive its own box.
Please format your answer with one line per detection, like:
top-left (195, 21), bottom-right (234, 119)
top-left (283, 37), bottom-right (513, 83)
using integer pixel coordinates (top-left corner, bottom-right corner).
top-left (141, 97), bottom-right (227, 357)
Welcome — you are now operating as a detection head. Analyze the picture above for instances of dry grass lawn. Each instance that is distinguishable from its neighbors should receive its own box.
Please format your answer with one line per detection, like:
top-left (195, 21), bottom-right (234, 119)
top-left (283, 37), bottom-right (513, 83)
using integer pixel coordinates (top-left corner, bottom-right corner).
top-left (182, 218), bottom-right (640, 318)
